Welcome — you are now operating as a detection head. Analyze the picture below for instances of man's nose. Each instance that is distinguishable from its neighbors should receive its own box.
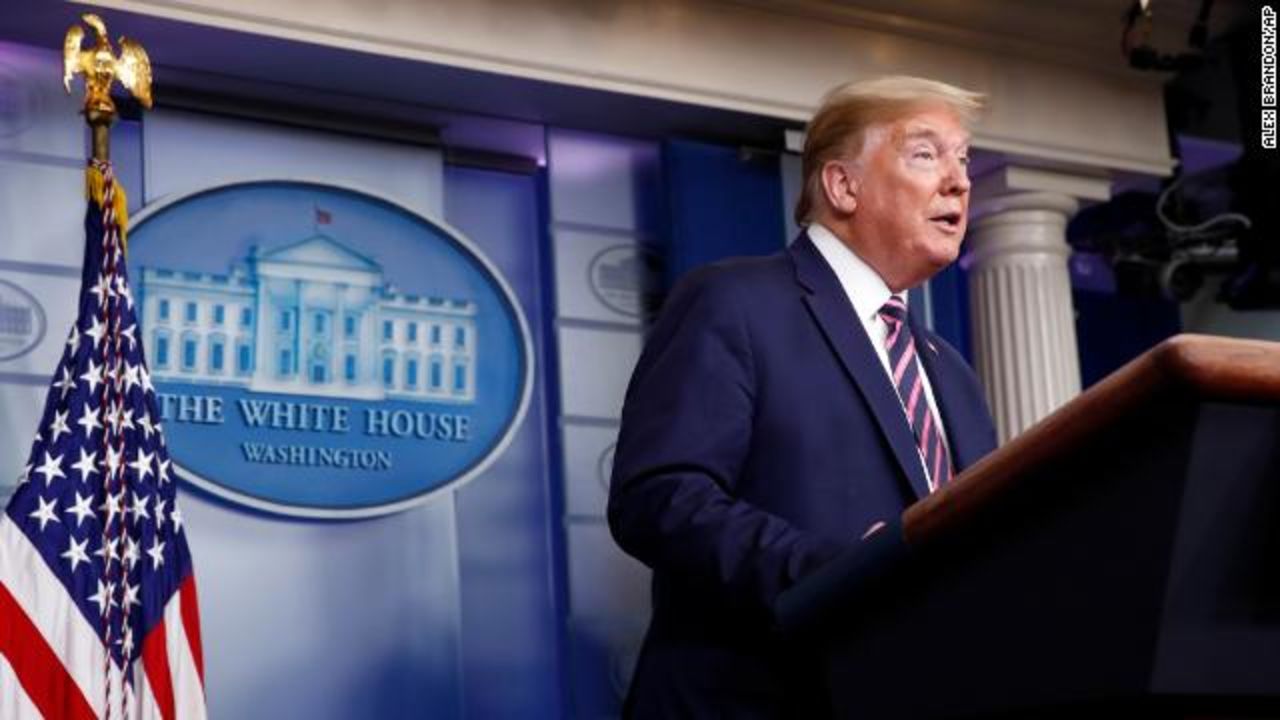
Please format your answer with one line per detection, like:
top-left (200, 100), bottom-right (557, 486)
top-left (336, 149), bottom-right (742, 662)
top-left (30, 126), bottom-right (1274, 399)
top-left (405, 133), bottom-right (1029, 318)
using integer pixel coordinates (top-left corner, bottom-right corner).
top-left (943, 158), bottom-right (970, 196)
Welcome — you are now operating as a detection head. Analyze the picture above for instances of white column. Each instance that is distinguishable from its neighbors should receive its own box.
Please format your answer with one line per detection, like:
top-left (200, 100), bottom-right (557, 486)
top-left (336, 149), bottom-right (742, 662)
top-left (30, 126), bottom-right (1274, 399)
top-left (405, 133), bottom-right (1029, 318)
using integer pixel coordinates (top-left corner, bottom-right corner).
top-left (967, 191), bottom-right (1082, 442)
top-left (965, 163), bottom-right (1119, 442)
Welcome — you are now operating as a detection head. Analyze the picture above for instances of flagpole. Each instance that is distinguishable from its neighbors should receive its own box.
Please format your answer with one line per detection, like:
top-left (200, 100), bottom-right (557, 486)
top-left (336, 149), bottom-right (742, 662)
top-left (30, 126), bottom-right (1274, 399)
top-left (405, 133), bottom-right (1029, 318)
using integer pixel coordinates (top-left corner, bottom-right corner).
top-left (88, 108), bottom-right (113, 162)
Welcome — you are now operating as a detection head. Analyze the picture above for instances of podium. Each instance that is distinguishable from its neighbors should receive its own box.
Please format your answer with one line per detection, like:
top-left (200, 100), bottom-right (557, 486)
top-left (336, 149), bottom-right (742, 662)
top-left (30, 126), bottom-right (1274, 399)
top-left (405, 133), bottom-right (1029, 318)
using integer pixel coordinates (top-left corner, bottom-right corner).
top-left (775, 334), bottom-right (1280, 719)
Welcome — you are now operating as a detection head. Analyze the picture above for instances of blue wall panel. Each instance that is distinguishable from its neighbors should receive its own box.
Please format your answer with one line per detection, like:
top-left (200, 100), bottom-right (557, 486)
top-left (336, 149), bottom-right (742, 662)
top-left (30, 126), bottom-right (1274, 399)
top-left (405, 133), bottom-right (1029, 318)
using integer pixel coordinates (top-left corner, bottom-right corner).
top-left (924, 262), bottom-right (973, 362)
top-left (444, 164), bottom-right (565, 719)
top-left (1074, 289), bottom-right (1181, 388)
top-left (663, 140), bottom-right (786, 285)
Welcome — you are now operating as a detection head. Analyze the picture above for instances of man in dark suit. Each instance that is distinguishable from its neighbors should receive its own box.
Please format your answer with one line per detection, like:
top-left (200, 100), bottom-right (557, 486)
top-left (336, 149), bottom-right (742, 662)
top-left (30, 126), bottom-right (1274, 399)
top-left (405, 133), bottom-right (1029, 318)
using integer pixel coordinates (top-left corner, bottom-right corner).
top-left (607, 76), bottom-right (999, 717)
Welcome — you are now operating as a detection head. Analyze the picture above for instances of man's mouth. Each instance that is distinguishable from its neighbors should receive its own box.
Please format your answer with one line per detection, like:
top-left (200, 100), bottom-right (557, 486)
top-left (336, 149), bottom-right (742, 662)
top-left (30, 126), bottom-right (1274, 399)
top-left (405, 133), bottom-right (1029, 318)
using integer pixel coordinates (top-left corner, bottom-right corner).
top-left (929, 212), bottom-right (963, 232)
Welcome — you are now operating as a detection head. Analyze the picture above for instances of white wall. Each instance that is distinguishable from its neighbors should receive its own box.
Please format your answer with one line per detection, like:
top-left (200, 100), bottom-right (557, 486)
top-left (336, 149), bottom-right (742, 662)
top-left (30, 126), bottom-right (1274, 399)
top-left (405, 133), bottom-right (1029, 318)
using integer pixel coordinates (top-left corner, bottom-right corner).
top-left (83, 0), bottom-right (1172, 176)
top-left (0, 42), bottom-right (87, 503)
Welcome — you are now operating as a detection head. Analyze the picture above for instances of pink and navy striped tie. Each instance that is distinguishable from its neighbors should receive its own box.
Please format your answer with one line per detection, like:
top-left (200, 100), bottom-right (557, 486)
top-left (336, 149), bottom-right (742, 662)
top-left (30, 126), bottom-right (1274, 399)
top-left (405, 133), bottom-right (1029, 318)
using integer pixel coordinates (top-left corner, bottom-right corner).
top-left (878, 295), bottom-right (953, 492)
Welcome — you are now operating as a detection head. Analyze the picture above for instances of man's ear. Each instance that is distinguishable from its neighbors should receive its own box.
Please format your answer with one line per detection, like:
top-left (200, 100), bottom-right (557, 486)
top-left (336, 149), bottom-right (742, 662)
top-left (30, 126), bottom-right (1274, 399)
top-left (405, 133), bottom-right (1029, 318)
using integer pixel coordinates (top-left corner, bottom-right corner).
top-left (820, 161), bottom-right (858, 216)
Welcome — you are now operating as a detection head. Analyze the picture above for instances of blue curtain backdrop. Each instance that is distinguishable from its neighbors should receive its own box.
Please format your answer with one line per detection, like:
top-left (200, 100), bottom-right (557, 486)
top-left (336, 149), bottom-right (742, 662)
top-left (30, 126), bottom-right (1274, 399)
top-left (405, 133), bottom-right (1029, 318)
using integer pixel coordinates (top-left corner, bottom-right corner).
top-left (662, 140), bottom-right (787, 286)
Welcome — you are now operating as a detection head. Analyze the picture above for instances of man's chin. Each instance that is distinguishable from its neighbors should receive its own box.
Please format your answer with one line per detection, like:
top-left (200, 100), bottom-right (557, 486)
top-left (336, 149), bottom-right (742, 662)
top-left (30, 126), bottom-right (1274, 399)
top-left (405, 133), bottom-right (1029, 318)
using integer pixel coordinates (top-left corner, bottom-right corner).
top-left (924, 242), bottom-right (962, 271)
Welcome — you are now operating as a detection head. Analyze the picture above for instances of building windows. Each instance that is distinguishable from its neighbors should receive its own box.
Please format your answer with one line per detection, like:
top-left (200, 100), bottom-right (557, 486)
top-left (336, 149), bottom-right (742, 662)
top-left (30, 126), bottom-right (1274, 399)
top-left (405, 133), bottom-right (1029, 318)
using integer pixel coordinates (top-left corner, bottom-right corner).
top-left (209, 337), bottom-right (225, 374)
top-left (182, 334), bottom-right (198, 371)
top-left (405, 358), bottom-right (419, 389)
top-left (237, 342), bottom-right (252, 376)
top-left (154, 332), bottom-right (170, 368)
top-left (382, 354), bottom-right (396, 388)
top-left (278, 348), bottom-right (293, 378)
top-left (430, 357), bottom-right (443, 390)
top-left (310, 360), bottom-right (327, 384)
top-left (142, 271), bottom-right (478, 403)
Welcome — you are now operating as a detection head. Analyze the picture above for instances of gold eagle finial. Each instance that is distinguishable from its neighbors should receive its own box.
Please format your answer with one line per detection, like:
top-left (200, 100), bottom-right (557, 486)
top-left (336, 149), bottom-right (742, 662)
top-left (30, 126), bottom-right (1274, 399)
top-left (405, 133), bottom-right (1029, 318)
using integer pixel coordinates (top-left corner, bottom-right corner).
top-left (63, 12), bottom-right (153, 119)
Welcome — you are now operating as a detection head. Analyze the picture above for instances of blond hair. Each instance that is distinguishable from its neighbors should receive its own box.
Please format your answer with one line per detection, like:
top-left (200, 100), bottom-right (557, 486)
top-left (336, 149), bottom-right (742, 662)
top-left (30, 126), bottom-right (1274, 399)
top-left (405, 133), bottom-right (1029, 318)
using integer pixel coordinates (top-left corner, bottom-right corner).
top-left (795, 76), bottom-right (984, 225)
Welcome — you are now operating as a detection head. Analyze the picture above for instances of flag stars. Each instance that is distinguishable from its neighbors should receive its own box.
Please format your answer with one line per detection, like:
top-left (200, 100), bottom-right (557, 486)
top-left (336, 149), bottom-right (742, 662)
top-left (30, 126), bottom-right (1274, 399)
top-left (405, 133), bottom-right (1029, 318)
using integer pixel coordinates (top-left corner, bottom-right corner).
top-left (137, 412), bottom-right (156, 440)
top-left (54, 366), bottom-right (77, 399)
top-left (80, 358), bottom-right (105, 394)
top-left (35, 451), bottom-right (66, 486)
top-left (6, 196), bottom-right (204, 701)
top-left (28, 496), bottom-right (59, 531)
top-left (105, 401), bottom-right (124, 434)
top-left (65, 491), bottom-right (96, 528)
top-left (76, 402), bottom-right (102, 437)
top-left (121, 625), bottom-right (135, 658)
top-left (100, 489), bottom-right (123, 529)
top-left (94, 536), bottom-right (120, 569)
top-left (114, 276), bottom-right (133, 308)
top-left (48, 409), bottom-right (71, 443)
top-left (89, 274), bottom-right (112, 306)
top-left (123, 580), bottom-right (141, 610)
top-left (61, 536), bottom-right (91, 572)
top-left (128, 449), bottom-right (154, 483)
top-left (84, 316), bottom-right (107, 349)
top-left (122, 363), bottom-right (140, 394)
top-left (70, 448), bottom-right (98, 484)
top-left (121, 323), bottom-right (137, 351)
top-left (122, 536), bottom-right (140, 570)
top-left (129, 491), bottom-right (151, 523)
top-left (104, 446), bottom-right (123, 480)
top-left (146, 537), bottom-right (166, 570)
top-left (88, 579), bottom-right (114, 615)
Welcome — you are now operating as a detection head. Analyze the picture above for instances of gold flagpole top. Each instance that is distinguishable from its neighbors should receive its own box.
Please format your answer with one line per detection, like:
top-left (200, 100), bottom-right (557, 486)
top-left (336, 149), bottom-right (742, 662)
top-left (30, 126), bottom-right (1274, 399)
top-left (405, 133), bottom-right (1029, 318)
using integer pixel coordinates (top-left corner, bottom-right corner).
top-left (62, 13), bottom-right (153, 162)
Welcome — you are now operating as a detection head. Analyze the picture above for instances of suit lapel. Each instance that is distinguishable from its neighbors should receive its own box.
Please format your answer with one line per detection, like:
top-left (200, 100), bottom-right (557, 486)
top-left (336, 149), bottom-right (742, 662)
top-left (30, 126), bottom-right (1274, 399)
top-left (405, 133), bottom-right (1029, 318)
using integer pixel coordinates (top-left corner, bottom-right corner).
top-left (789, 234), bottom-right (932, 500)
top-left (910, 314), bottom-right (983, 472)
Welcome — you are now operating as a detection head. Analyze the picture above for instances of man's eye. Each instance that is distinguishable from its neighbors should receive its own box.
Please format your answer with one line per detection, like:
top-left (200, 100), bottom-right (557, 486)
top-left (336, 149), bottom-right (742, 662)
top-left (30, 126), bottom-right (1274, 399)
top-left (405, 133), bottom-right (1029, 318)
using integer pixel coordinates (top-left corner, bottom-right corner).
top-left (912, 150), bottom-right (935, 161)
top-left (958, 156), bottom-right (971, 167)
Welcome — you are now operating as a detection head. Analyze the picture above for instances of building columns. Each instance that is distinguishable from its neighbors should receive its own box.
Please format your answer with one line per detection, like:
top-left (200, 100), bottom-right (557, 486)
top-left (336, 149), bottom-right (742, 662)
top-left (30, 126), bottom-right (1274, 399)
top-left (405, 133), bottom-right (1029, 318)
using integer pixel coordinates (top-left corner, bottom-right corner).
top-left (965, 166), bottom-right (1111, 443)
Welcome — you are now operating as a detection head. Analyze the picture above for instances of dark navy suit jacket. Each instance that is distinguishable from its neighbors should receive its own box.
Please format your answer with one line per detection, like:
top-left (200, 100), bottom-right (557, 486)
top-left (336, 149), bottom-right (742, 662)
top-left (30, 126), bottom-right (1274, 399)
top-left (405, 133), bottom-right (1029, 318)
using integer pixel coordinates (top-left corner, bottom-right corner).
top-left (608, 233), bottom-right (998, 718)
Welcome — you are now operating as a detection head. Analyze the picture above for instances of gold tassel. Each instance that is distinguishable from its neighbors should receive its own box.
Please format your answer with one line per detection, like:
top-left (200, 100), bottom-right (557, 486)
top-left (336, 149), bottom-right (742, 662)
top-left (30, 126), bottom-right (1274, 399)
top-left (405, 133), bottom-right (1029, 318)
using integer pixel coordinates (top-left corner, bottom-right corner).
top-left (85, 165), bottom-right (130, 254)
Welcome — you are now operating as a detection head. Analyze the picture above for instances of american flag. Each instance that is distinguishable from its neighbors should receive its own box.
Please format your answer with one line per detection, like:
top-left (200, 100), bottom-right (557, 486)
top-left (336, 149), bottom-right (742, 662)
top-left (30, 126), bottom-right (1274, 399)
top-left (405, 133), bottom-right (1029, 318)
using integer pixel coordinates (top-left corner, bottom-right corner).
top-left (0, 161), bottom-right (207, 719)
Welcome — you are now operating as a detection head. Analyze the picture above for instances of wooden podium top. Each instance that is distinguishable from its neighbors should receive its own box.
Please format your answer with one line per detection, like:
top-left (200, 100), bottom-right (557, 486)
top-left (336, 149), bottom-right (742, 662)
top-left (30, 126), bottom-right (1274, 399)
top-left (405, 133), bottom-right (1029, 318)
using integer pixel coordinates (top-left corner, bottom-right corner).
top-left (904, 334), bottom-right (1280, 548)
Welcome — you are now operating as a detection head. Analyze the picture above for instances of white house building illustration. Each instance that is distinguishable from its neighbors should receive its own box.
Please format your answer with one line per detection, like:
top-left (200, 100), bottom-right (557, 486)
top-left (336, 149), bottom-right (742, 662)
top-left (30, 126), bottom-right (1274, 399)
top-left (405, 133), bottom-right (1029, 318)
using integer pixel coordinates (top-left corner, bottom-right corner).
top-left (136, 234), bottom-right (477, 403)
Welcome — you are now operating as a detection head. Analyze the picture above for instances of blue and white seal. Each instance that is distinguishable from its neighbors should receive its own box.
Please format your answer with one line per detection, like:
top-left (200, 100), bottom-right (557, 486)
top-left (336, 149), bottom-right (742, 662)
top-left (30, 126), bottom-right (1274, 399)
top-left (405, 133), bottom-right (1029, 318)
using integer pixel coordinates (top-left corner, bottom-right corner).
top-left (127, 180), bottom-right (533, 518)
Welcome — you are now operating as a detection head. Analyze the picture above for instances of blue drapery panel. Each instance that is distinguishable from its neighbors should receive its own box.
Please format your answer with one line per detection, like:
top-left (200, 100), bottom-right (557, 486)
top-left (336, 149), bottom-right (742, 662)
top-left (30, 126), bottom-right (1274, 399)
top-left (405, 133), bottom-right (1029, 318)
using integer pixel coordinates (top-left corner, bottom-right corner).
top-left (662, 140), bottom-right (787, 287)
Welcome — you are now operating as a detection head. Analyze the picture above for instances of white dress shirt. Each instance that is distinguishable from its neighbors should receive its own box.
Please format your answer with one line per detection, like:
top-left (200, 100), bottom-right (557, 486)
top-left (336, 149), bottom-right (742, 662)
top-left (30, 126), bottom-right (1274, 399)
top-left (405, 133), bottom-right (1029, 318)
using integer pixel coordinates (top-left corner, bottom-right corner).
top-left (806, 222), bottom-right (952, 474)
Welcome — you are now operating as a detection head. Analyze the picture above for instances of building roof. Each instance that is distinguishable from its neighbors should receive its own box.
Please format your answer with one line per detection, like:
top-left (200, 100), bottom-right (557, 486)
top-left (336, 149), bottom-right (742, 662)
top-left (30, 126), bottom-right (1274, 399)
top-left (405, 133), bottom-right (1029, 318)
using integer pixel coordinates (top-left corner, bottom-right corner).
top-left (257, 234), bottom-right (382, 273)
